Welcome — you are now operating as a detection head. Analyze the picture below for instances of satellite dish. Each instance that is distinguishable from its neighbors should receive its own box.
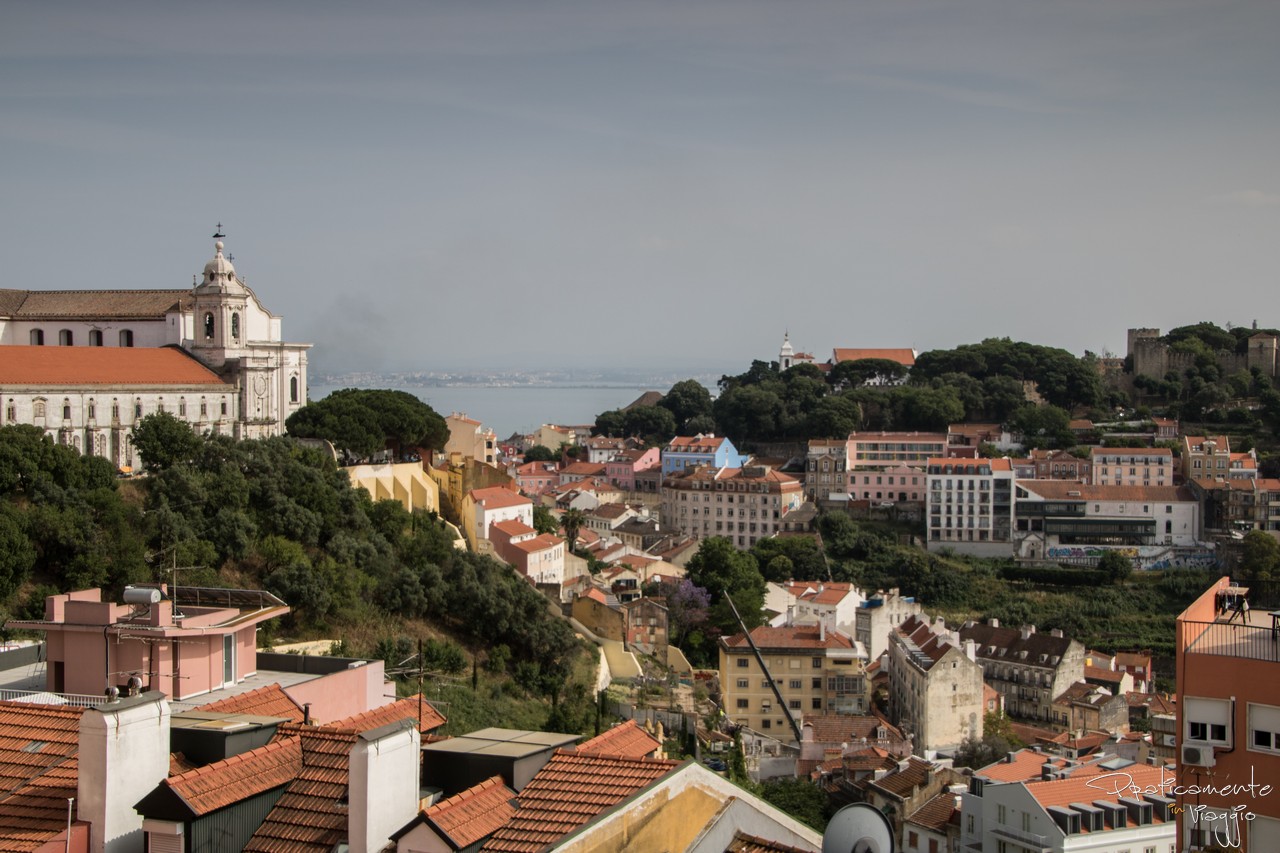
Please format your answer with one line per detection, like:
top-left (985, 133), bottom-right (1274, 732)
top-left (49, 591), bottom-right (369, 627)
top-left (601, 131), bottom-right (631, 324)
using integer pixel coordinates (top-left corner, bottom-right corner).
top-left (823, 803), bottom-right (896, 853)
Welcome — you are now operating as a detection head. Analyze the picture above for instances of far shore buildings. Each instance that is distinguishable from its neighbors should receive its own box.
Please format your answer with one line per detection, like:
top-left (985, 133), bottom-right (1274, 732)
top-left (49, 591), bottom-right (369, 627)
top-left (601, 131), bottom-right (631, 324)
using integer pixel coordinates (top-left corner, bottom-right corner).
top-left (0, 235), bottom-right (310, 470)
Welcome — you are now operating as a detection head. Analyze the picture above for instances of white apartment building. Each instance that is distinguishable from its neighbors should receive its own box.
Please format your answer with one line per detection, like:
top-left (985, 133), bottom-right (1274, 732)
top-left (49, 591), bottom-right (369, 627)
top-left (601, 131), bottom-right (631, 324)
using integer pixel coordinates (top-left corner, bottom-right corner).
top-left (925, 457), bottom-right (1015, 557)
top-left (1089, 447), bottom-right (1173, 487)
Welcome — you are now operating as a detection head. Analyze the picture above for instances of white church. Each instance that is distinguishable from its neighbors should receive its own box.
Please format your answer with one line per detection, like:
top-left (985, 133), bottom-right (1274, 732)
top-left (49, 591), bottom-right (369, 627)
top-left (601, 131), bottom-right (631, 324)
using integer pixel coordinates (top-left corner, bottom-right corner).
top-left (0, 234), bottom-right (311, 470)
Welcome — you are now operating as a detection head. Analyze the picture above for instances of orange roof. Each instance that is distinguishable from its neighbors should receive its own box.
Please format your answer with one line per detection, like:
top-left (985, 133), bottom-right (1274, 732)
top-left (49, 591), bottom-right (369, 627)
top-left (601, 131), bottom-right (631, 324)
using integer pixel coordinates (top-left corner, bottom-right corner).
top-left (422, 776), bottom-right (518, 849)
top-left (470, 487), bottom-right (531, 510)
top-left (1027, 762), bottom-right (1171, 822)
top-left (196, 683), bottom-right (305, 722)
top-left (576, 720), bottom-right (660, 759)
top-left (832, 348), bottom-right (916, 366)
top-left (722, 625), bottom-right (856, 652)
top-left (727, 833), bottom-right (816, 853)
top-left (153, 737), bottom-right (302, 817)
top-left (1088, 447), bottom-right (1173, 457)
top-left (0, 345), bottom-right (231, 387)
top-left (784, 581), bottom-right (858, 606)
top-left (0, 702), bottom-right (85, 852)
top-left (511, 533), bottom-right (563, 554)
top-left (244, 728), bottom-right (354, 852)
top-left (492, 519), bottom-right (538, 538)
top-left (1017, 481), bottom-right (1192, 502)
top-left (480, 751), bottom-right (679, 852)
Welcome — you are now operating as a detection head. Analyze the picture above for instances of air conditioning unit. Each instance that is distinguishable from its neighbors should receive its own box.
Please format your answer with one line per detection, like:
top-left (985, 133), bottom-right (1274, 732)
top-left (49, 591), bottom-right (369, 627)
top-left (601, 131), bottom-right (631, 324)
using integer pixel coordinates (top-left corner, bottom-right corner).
top-left (1182, 745), bottom-right (1216, 768)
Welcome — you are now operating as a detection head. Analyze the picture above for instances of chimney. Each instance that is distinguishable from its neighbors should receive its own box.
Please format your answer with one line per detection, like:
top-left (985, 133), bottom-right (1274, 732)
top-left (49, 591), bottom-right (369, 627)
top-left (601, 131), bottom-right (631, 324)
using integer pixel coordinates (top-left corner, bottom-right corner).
top-left (964, 639), bottom-right (978, 662)
top-left (349, 720), bottom-right (421, 853)
top-left (1050, 628), bottom-right (1063, 638)
top-left (79, 694), bottom-right (170, 853)
top-left (989, 618), bottom-right (1000, 628)
top-left (819, 622), bottom-right (826, 642)
top-left (1021, 625), bottom-right (1034, 640)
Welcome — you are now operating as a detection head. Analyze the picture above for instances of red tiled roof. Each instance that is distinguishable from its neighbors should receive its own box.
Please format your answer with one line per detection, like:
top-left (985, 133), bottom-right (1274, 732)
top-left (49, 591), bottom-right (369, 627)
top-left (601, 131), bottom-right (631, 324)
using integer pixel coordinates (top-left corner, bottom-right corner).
top-left (868, 757), bottom-right (933, 798)
top-left (480, 751), bottom-right (679, 852)
top-left (196, 683), bottom-right (305, 723)
top-left (576, 720), bottom-right (660, 759)
top-left (423, 775), bottom-right (518, 849)
top-left (161, 736), bottom-right (302, 817)
top-left (0, 345), bottom-right (232, 387)
top-left (1019, 481), bottom-right (1192, 502)
top-left (471, 487), bottom-right (531, 510)
top-left (665, 434), bottom-right (727, 451)
top-left (1027, 762), bottom-right (1171, 827)
top-left (925, 456), bottom-right (1012, 471)
top-left (492, 519), bottom-right (537, 538)
top-left (0, 702), bottom-right (86, 852)
top-left (511, 533), bottom-right (563, 554)
top-left (784, 581), bottom-right (858, 606)
top-left (1088, 447), bottom-right (1173, 457)
top-left (722, 625), bottom-right (855, 652)
top-left (802, 714), bottom-right (903, 745)
top-left (831, 348), bottom-right (916, 366)
top-left (244, 728), bottom-right (354, 853)
top-left (907, 791), bottom-right (959, 832)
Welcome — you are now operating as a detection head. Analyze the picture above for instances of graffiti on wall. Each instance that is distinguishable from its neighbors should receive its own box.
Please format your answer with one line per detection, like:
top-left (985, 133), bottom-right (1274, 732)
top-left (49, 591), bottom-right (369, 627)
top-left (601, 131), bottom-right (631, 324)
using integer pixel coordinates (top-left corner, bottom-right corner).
top-left (1045, 545), bottom-right (1219, 570)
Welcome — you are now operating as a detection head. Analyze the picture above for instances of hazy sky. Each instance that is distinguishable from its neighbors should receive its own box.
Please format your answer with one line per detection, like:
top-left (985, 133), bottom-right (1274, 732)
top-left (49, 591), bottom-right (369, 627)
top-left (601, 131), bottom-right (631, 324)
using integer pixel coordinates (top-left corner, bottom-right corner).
top-left (3, 1), bottom-right (1278, 374)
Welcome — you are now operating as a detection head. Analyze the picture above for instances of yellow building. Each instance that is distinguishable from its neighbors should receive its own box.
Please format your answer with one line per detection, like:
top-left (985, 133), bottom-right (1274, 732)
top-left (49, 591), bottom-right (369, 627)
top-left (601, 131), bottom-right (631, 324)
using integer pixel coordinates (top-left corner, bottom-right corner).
top-left (719, 625), bottom-right (867, 741)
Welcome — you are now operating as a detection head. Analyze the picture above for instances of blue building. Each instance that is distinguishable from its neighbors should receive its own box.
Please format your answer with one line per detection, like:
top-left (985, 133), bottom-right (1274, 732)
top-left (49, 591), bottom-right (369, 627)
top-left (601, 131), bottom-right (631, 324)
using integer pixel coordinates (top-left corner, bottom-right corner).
top-left (661, 433), bottom-right (745, 476)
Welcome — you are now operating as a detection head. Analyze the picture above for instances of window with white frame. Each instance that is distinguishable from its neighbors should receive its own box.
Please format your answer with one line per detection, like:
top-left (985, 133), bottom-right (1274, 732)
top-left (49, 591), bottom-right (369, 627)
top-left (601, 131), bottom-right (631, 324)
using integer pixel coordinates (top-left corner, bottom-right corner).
top-left (1249, 703), bottom-right (1280, 754)
top-left (1185, 696), bottom-right (1232, 745)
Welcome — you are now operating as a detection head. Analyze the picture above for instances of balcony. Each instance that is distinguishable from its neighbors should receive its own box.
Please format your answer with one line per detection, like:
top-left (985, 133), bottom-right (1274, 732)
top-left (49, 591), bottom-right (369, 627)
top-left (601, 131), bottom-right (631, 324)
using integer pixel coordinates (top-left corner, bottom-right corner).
top-left (1181, 614), bottom-right (1280, 663)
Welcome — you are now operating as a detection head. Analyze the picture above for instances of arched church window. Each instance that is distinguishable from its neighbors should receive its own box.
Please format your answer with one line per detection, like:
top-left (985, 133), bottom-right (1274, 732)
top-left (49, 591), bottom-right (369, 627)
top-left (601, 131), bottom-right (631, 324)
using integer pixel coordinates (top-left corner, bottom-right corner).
top-left (30, 330), bottom-right (44, 345)
top-left (290, 376), bottom-right (299, 403)
top-left (204, 313), bottom-right (215, 340)
top-left (119, 330), bottom-right (134, 347)
top-left (62, 400), bottom-right (71, 420)
top-left (89, 330), bottom-right (103, 346)
top-left (34, 400), bottom-right (46, 419)
top-left (6, 400), bottom-right (15, 422)
top-left (112, 399), bottom-right (120, 421)
top-left (135, 401), bottom-right (143, 419)
top-left (88, 400), bottom-right (96, 420)
top-left (59, 329), bottom-right (73, 346)
top-left (220, 399), bottom-right (228, 416)
top-left (179, 397), bottom-right (187, 417)
top-left (231, 313), bottom-right (240, 340)
top-left (200, 398), bottom-right (207, 417)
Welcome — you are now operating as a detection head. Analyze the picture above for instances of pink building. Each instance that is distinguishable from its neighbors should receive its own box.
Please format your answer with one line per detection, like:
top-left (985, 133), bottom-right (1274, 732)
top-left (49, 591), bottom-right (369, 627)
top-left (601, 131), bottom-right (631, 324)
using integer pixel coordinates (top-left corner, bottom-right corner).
top-left (514, 461), bottom-right (559, 495)
top-left (848, 464), bottom-right (926, 503)
top-left (8, 586), bottom-right (287, 701)
top-left (605, 447), bottom-right (660, 491)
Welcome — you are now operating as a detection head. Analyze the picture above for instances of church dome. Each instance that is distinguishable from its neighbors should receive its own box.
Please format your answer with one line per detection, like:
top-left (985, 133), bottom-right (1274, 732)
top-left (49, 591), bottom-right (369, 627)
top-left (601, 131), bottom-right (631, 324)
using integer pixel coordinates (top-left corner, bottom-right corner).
top-left (197, 240), bottom-right (246, 293)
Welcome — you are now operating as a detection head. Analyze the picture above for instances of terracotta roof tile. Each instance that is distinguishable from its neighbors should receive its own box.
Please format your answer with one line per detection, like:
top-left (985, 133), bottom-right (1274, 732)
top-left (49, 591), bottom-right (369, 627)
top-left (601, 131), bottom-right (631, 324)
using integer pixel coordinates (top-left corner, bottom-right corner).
top-left (869, 757), bottom-right (933, 798)
top-left (1017, 481), bottom-right (1192, 502)
top-left (907, 791), bottom-right (959, 832)
top-left (162, 737), bottom-right (303, 816)
top-left (721, 625), bottom-right (855, 652)
top-left (480, 751), bottom-right (679, 852)
top-left (802, 714), bottom-right (903, 745)
top-left (470, 487), bottom-right (531, 510)
top-left (0, 701), bottom-right (86, 852)
top-left (1027, 762), bottom-right (1171, 828)
top-left (575, 720), bottom-right (660, 759)
top-left (491, 519), bottom-right (537, 538)
top-left (243, 728), bottom-right (357, 853)
top-left (424, 775), bottom-right (518, 849)
top-left (196, 683), bottom-right (306, 723)
top-left (832, 348), bottom-right (916, 366)
top-left (0, 345), bottom-right (232, 387)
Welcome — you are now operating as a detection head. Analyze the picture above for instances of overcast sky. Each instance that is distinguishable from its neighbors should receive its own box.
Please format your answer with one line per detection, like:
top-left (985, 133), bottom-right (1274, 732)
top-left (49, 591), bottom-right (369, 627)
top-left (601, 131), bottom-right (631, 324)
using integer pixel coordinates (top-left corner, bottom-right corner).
top-left (3, 1), bottom-right (1278, 373)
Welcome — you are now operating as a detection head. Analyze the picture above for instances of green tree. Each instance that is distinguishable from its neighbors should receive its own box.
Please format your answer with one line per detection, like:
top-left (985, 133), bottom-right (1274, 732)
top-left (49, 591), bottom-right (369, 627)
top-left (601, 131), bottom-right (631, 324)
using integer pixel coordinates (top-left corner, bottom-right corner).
top-left (622, 406), bottom-right (677, 446)
top-left (1240, 530), bottom-right (1280, 580)
top-left (132, 411), bottom-right (204, 472)
top-left (659, 380), bottom-right (714, 429)
top-left (1096, 550), bottom-right (1133, 584)
top-left (685, 537), bottom-right (766, 636)
top-left (524, 444), bottom-right (558, 462)
top-left (592, 409), bottom-right (627, 438)
top-left (560, 508), bottom-right (586, 550)
top-left (1009, 405), bottom-right (1075, 449)
top-left (807, 394), bottom-right (862, 438)
top-left (0, 507), bottom-right (36, 599)
top-left (760, 778), bottom-right (828, 831)
top-left (828, 358), bottom-right (909, 390)
top-left (285, 389), bottom-right (448, 458)
top-left (532, 505), bottom-right (559, 535)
